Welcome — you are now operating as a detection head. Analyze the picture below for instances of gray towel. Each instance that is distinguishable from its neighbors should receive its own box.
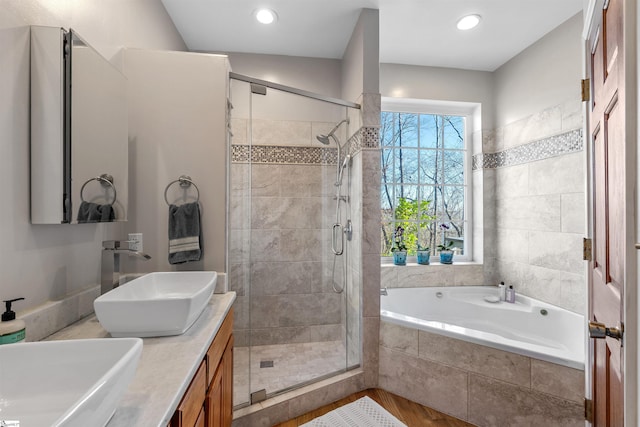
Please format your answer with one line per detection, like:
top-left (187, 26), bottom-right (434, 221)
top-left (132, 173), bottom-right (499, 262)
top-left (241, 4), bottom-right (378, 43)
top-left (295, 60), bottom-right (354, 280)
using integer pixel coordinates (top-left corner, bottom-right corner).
top-left (77, 201), bottom-right (115, 223)
top-left (168, 202), bottom-right (202, 264)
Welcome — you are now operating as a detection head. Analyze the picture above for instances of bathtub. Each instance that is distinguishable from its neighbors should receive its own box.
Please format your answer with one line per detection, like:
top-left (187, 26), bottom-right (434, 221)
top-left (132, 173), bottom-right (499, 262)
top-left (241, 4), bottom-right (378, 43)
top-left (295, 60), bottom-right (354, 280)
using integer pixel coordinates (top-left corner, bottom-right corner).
top-left (380, 286), bottom-right (585, 369)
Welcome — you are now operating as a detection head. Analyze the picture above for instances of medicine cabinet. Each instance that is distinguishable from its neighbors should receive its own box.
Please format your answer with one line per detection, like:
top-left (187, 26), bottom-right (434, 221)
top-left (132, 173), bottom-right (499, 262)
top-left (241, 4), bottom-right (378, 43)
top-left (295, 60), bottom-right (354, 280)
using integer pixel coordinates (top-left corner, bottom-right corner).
top-left (31, 26), bottom-right (128, 224)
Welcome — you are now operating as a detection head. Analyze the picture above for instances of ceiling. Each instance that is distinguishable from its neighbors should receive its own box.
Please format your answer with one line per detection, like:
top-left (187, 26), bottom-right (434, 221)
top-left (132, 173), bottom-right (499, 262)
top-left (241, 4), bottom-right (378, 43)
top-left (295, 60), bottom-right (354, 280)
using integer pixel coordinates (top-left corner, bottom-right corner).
top-left (161, 0), bottom-right (584, 72)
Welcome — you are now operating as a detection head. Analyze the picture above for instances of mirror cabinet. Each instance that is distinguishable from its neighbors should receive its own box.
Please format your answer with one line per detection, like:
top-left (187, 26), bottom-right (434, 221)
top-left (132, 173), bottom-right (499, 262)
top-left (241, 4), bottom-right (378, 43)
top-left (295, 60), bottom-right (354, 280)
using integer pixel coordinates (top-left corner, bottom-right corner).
top-left (31, 26), bottom-right (128, 224)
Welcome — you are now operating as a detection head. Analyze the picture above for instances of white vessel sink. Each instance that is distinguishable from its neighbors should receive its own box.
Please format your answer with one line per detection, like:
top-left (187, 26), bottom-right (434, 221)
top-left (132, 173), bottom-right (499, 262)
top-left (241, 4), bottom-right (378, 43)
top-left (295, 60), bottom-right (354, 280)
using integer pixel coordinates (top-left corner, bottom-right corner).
top-left (0, 338), bottom-right (142, 427)
top-left (94, 271), bottom-right (217, 337)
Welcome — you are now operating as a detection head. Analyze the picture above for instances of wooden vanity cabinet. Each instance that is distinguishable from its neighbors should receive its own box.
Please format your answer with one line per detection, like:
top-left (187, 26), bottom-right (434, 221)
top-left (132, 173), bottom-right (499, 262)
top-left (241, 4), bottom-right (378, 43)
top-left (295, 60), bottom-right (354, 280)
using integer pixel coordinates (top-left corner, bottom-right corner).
top-left (171, 309), bottom-right (234, 427)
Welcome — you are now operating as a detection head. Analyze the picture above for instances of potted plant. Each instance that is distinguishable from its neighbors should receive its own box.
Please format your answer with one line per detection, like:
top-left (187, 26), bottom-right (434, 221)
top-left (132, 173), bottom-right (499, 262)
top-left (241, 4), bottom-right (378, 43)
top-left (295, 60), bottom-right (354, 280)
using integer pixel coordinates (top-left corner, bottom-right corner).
top-left (437, 241), bottom-right (454, 264)
top-left (416, 243), bottom-right (430, 265)
top-left (391, 226), bottom-right (407, 265)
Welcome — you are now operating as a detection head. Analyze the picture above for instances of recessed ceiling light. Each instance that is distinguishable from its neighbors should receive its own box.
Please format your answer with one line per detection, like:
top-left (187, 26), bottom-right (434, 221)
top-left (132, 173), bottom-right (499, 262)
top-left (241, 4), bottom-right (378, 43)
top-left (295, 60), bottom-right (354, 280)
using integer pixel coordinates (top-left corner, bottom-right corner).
top-left (255, 8), bottom-right (277, 25)
top-left (456, 14), bottom-right (481, 31)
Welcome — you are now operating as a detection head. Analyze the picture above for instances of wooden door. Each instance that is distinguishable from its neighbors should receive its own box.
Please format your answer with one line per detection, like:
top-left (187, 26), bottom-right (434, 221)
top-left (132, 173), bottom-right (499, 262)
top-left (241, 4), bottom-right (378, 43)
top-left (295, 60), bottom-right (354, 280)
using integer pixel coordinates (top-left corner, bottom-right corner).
top-left (587, 0), bottom-right (626, 424)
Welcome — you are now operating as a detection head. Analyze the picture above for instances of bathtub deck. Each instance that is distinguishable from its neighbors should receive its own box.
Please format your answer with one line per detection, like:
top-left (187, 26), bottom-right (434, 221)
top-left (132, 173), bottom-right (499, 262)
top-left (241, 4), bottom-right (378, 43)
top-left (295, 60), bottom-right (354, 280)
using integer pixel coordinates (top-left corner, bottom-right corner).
top-left (273, 388), bottom-right (474, 427)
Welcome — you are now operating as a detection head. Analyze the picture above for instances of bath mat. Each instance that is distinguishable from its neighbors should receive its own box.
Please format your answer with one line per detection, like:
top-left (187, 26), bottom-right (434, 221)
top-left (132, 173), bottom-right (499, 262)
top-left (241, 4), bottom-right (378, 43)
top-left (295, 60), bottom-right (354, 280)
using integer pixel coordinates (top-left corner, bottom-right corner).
top-left (301, 396), bottom-right (407, 427)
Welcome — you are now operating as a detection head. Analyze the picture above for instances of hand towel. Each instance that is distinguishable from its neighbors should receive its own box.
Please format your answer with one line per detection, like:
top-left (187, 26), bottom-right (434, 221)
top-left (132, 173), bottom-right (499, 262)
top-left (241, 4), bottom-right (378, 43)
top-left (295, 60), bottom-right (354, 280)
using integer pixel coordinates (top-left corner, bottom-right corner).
top-left (77, 201), bottom-right (115, 223)
top-left (168, 201), bottom-right (202, 264)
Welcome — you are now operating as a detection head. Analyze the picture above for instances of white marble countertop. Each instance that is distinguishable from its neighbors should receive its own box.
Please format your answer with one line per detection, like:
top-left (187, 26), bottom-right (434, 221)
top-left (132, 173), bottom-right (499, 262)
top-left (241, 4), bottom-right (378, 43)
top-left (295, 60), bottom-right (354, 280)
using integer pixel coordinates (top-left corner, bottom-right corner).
top-left (46, 291), bottom-right (236, 427)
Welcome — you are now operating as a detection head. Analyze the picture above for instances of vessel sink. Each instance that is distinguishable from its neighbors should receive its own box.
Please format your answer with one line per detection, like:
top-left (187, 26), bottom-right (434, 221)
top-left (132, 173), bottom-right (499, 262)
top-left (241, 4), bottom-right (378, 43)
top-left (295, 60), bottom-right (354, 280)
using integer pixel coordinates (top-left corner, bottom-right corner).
top-left (94, 271), bottom-right (217, 337)
top-left (0, 338), bottom-right (142, 427)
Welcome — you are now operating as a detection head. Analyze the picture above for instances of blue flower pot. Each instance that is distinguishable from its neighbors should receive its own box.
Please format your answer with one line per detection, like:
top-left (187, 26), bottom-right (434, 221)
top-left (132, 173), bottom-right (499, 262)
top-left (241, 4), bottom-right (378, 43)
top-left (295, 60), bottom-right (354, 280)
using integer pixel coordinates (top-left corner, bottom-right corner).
top-left (439, 251), bottom-right (453, 264)
top-left (417, 251), bottom-right (430, 265)
top-left (393, 251), bottom-right (407, 266)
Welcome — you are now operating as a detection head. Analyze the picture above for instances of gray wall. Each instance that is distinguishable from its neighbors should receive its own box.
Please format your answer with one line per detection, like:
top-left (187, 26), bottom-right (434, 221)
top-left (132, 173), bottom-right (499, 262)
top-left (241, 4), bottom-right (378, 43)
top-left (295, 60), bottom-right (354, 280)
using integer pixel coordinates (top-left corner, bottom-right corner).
top-left (0, 0), bottom-right (185, 314)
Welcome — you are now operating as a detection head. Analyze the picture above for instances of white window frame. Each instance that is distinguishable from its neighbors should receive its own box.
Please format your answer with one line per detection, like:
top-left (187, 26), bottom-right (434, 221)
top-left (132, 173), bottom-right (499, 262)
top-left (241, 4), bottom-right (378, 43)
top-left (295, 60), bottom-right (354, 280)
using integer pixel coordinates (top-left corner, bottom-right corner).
top-left (381, 97), bottom-right (478, 264)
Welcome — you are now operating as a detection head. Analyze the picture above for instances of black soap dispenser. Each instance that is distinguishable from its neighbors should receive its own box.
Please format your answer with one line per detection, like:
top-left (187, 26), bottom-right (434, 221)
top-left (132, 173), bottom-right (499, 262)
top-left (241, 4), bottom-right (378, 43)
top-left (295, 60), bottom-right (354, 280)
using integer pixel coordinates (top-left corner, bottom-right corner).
top-left (0, 298), bottom-right (26, 344)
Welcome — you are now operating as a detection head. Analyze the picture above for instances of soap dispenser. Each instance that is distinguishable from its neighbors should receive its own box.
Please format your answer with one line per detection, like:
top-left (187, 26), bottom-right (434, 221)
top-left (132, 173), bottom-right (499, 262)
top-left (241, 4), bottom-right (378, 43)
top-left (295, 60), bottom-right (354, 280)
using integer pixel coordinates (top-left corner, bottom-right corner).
top-left (0, 298), bottom-right (26, 344)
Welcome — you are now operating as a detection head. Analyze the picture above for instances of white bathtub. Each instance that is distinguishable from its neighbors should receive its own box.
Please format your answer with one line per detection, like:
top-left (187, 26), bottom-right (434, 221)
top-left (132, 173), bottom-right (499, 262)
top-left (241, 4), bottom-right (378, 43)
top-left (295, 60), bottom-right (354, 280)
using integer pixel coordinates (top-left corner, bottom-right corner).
top-left (381, 286), bottom-right (585, 369)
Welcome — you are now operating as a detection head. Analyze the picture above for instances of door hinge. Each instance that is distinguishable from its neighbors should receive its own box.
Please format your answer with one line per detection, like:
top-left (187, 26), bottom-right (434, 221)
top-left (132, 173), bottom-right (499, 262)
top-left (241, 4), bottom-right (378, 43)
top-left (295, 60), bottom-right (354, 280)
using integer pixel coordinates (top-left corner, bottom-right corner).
top-left (584, 398), bottom-right (594, 422)
top-left (583, 238), bottom-right (593, 261)
top-left (581, 79), bottom-right (591, 102)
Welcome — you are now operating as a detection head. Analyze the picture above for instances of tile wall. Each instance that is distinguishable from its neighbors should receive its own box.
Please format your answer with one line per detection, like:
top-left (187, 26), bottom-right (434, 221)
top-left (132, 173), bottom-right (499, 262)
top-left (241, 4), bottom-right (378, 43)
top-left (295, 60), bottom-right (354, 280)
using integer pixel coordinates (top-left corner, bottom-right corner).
top-left (482, 100), bottom-right (585, 314)
top-left (379, 320), bottom-right (584, 426)
top-left (229, 117), bottom-right (352, 348)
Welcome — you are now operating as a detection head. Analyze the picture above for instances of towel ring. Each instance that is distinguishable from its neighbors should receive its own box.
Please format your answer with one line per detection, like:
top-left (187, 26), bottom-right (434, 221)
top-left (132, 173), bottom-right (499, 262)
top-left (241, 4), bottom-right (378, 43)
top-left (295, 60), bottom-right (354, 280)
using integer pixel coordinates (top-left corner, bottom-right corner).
top-left (80, 174), bottom-right (117, 204)
top-left (164, 175), bottom-right (200, 206)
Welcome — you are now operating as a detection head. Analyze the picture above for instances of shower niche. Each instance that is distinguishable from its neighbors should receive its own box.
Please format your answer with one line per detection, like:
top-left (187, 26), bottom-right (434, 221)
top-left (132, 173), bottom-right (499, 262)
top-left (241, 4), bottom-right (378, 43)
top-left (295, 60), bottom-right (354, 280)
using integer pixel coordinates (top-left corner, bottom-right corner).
top-left (30, 26), bottom-right (128, 224)
top-left (228, 74), bottom-right (362, 407)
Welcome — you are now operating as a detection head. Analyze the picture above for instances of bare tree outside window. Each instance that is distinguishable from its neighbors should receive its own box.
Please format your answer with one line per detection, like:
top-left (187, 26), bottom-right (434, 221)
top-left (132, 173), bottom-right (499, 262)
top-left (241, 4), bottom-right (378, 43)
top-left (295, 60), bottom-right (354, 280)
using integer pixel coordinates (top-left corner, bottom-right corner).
top-left (381, 111), bottom-right (466, 257)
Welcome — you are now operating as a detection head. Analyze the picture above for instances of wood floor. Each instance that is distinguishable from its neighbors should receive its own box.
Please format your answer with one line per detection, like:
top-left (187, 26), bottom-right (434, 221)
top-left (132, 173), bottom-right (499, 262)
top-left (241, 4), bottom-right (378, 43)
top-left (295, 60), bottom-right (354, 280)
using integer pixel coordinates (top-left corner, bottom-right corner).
top-left (273, 388), bottom-right (475, 427)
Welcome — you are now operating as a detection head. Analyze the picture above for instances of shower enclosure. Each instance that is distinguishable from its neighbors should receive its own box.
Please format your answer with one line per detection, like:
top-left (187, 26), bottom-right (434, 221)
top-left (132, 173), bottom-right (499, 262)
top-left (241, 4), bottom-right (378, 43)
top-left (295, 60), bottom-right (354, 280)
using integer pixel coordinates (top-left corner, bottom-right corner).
top-left (228, 74), bottom-right (362, 407)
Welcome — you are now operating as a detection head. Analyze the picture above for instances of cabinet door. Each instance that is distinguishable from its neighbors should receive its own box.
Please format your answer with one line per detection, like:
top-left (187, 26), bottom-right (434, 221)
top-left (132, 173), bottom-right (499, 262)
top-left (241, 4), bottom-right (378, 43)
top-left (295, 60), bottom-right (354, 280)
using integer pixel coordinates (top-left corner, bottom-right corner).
top-left (195, 406), bottom-right (205, 427)
top-left (172, 361), bottom-right (207, 427)
top-left (206, 363), bottom-right (224, 427)
top-left (221, 336), bottom-right (233, 426)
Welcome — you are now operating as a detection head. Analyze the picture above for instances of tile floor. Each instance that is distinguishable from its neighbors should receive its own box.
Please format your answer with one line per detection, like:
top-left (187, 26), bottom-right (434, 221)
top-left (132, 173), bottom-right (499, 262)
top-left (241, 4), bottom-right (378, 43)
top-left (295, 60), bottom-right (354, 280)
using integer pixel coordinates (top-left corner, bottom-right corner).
top-left (234, 340), bottom-right (347, 407)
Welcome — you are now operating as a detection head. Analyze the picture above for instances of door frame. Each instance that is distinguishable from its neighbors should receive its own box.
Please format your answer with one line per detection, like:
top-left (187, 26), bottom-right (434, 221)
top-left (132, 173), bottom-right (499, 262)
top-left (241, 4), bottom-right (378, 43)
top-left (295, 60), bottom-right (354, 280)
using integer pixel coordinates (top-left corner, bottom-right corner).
top-left (583, 0), bottom-right (638, 424)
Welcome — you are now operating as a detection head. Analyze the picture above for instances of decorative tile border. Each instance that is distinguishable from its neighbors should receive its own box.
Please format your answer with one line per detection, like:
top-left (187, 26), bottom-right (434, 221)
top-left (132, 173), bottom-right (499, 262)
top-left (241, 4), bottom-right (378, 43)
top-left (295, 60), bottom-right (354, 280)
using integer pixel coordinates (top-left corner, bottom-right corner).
top-left (231, 144), bottom-right (337, 165)
top-left (231, 126), bottom-right (379, 165)
top-left (472, 129), bottom-right (583, 170)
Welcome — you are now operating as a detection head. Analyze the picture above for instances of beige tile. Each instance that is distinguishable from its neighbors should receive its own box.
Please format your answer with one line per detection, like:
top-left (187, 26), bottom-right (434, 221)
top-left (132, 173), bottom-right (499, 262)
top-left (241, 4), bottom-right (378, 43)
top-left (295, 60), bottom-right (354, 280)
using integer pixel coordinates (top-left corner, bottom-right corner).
top-left (468, 374), bottom-right (583, 427)
top-left (379, 346), bottom-right (468, 420)
top-left (280, 229), bottom-right (324, 262)
top-left (452, 264), bottom-right (485, 285)
top-left (496, 228), bottom-right (529, 264)
top-left (495, 163), bottom-right (529, 200)
top-left (561, 193), bottom-right (586, 234)
top-left (418, 330), bottom-right (531, 387)
top-left (380, 265), bottom-right (398, 289)
top-left (528, 152), bottom-right (584, 196)
top-left (252, 119), bottom-right (311, 146)
top-left (251, 164), bottom-right (281, 197)
top-left (496, 194), bottom-right (561, 232)
top-left (531, 359), bottom-right (584, 403)
top-left (528, 231), bottom-right (584, 274)
top-left (380, 321), bottom-right (418, 356)
top-left (362, 255), bottom-right (381, 317)
top-left (394, 264), bottom-right (456, 287)
top-left (503, 105), bottom-right (562, 148)
top-left (232, 400), bottom-right (290, 427)
top-left (561, 98), bottom-right (584, 132)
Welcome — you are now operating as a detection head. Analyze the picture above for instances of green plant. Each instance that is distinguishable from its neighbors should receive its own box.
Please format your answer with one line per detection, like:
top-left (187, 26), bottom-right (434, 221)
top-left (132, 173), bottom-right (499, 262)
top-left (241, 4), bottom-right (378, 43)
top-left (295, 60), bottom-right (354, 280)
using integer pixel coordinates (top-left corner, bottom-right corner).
top-left (391, 226), bottom-right (407, 252)
top-left (417, 243), bottom-right (430, 252)
top-left (437, 241), bottom-right (454, 252)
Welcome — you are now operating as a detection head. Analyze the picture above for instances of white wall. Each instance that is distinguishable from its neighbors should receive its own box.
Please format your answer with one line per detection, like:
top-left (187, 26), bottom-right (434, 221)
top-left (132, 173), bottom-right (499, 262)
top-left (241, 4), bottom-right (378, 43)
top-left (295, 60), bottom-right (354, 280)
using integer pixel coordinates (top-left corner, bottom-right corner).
top-left (494, 12), bottom-right (583, 128)
top-left (0, 0), bottom-right (185, 315)
top-left (125, 49), bottom-right (229, 274)
top-left (380, 63), bottom-right (495, 129)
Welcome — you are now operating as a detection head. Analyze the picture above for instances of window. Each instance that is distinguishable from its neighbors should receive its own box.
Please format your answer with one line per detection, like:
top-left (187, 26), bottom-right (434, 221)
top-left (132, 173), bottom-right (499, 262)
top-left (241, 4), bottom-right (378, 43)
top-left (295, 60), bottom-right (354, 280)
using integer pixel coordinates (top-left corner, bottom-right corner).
top-left (381, 103), bottom-right (472, 262)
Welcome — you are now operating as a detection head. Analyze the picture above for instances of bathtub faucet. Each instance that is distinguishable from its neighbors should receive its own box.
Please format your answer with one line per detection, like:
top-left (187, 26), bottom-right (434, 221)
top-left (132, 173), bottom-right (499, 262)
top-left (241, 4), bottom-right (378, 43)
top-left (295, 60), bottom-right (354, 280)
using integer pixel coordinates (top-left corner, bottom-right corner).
top-left (380, 287), bottom-right (388, 296)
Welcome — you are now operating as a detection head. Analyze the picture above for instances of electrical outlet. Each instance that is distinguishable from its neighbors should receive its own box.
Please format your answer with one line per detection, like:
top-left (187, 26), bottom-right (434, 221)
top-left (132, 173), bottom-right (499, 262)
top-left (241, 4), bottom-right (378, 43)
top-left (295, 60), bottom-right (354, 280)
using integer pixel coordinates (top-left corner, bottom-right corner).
top-left (128, 233), bottom-right (143, 251)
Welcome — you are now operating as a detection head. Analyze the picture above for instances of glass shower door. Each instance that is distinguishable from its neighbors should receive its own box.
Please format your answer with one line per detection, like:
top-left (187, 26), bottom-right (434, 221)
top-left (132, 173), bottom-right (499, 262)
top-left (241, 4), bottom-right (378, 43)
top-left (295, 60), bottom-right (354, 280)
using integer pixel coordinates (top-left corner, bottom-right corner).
top-left (229, 76), bottom-right (360, 408)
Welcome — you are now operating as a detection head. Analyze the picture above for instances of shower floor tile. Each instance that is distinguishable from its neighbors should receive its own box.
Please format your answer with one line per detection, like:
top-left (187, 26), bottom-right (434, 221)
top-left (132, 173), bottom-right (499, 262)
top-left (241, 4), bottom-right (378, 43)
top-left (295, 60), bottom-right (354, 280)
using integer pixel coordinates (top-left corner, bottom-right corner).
top-left (234, 340), bottom-right (346, 407)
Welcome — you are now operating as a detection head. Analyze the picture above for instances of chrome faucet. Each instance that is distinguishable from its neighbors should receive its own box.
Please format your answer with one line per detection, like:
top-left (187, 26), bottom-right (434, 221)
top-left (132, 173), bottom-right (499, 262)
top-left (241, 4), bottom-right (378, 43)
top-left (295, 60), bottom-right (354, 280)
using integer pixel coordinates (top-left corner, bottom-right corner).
top-left (101, 240), bottom-right (151, 295)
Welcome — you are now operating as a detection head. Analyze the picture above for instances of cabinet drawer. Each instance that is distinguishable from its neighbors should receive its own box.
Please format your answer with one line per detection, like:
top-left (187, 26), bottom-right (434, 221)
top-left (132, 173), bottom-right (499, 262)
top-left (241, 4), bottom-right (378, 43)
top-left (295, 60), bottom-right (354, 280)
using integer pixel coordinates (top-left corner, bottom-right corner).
top-left (206, 308), bottom-right (233, 385)
top-left (171, 360), bottom-right (207, 427)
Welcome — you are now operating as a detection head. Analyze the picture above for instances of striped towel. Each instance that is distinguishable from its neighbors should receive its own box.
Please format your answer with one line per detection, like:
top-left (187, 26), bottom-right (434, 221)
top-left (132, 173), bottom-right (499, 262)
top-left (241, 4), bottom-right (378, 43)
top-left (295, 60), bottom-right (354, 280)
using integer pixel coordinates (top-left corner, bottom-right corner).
top-left (168, 202), bottom-right (202, 264)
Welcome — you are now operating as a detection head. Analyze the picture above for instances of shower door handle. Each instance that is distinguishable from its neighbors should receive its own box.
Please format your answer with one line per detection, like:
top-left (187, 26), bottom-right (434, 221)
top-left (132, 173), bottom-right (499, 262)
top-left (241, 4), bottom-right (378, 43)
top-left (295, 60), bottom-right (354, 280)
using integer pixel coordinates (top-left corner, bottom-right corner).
top-left (332, 223), bottom-right (344, 255)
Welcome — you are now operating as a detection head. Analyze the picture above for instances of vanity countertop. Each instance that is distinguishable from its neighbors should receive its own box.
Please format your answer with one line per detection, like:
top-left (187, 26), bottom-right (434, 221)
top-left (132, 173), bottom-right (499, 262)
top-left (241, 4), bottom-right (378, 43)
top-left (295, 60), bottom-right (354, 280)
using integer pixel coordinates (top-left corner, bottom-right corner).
top-left (46, 291), bottom-right (236, 427)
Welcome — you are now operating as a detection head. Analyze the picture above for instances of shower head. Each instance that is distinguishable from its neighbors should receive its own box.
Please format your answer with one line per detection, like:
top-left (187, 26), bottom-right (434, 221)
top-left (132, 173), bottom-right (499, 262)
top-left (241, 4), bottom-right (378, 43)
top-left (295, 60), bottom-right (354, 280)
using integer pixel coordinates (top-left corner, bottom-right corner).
top-left (316, 118), bottom-right (349, 145)
top-left (316, 134), bottom-right (331, 145)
